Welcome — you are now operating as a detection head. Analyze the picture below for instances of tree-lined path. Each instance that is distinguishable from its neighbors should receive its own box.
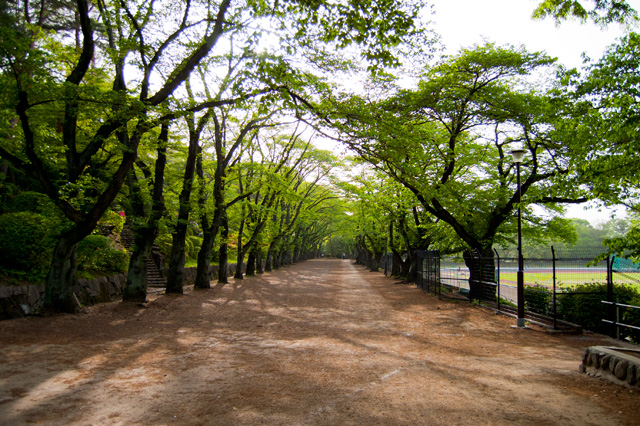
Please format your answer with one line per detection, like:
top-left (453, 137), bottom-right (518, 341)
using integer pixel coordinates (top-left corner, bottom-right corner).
top-left (0, 259), bottom-right (638, 425)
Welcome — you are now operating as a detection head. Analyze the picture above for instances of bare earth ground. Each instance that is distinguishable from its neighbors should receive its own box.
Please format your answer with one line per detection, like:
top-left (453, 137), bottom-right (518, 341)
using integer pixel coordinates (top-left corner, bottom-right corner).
top-left (0, 259), bottom-right (639, 426)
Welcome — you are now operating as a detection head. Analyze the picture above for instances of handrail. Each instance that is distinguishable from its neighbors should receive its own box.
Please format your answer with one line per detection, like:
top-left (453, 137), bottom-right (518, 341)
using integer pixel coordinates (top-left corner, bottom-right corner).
top-left (602, 300), bottom-right (640, 310)
top-left (601, 300), bottom-right (640, 337)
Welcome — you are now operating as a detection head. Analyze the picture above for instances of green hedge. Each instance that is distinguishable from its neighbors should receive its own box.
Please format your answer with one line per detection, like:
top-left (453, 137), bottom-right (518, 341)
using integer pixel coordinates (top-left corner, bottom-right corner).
top-left (557, 283), bottom-right (640, 344)
top-left (520, 282), bottom-right (640, 344)
top-left (524, 284), bottom-right (551, 316)
top-left (0, 212), bottom-right (54, 279)
top-left (8, 191), bottom-right (58, 216)
top-left (76, 235), bottom-right (129, 278)
top-left (155, 233), bottom-right (203, 264)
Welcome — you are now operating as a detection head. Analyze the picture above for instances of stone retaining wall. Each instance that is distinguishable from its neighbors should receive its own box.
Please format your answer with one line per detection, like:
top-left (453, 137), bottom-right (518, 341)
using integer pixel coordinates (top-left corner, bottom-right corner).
top-left (580, 346), bottom-right (640, 388)
top-left (0, 263), bottom-right (243, 319)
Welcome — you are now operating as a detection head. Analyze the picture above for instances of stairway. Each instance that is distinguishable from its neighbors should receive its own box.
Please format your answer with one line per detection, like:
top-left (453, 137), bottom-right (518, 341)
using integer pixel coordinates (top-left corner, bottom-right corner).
top-left (146, 252), bottom-right (167, 288)
top-left (119, 223), bottom-right (135, 250)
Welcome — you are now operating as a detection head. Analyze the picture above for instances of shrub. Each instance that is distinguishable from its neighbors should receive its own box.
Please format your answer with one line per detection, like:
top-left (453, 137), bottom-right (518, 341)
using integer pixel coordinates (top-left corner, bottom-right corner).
top-left (557, 282), bottom-right (640, 343)
top-left (524, 284), bottom-right (551, 316)
top-left (622, 294), bottom-right (640, 344)
top-left (557, 284), bottom-right (608, 334)
top-left (94, 209), bottom-right (125, 236)
top-left (0, 212), bottom-right (53, 278)
top-left (9, 191), bottom-right (61, 217)
top-left (156, 233), bottom-right (173, 262)
top-left (7, 191), bottom-right (71, 236)
top-left (76, 235), bottom-right (129, 277)
top-left (185, 235), bottom-right (203, 260)
top-left (154, 234), bottom-right (203, 263)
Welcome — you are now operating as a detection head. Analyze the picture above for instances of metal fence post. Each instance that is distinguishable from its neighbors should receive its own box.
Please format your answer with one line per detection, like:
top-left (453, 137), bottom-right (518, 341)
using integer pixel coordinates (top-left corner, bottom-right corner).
top-left (607, 255), bottom-right (614, 302)
top-left (552, 246), bottom-right (557, 330)
top-left (494, 248), bottom-right (501, 312)
top-left (437, 250), bottom-right (441, 299)
top-left (384, 253), bottom-right (388, 276)
top-left (608, 255), bottom-right (615, 337)
top-left (616, 301), bottom-right (620, 340)
top-left (428, 251), bottom-right (433, 295)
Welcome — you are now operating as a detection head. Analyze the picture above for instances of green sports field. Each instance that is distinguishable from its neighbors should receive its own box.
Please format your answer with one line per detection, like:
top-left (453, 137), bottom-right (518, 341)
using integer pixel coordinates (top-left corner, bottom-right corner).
top-left (498, 269), bottom-right (640, 289)
top-left (440, 263), bottom-right (640, 290)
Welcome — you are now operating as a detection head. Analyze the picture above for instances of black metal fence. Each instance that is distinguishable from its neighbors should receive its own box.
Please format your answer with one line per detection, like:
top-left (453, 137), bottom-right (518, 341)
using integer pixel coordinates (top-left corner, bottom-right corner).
top-left (602, 300), bottom-right (640, 340)
top-left (381, 252), bottom-right (392, 277)
top-left (384, 248), bottom-right (640, 339)
top-left (415, 250), bottom-right (441, 296)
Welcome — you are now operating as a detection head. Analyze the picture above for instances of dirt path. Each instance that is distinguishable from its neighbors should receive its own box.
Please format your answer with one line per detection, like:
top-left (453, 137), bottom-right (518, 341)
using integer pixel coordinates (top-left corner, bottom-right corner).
top-left (0, 259), bottom-right (638, 425)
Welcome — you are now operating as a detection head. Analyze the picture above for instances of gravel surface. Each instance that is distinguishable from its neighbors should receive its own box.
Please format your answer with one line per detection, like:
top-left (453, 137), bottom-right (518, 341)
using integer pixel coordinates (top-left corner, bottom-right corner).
top-left (0, 258), bottom-right (638, 425)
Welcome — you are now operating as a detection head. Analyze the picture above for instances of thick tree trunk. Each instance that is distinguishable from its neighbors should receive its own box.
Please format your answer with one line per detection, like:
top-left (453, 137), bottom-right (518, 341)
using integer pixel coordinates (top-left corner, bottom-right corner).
top-left (292, 245), bottom-right (300, 263)
top-left (165, 230), bottom-right (187, 294)
top-left (124, 126), bottom-right (167, 302)
top-left (264, 243), bottom-right (275, 272)
top-left (166, 114), bottom-right (208, 294)
top-left (44, 235), bottom-right (81, 313)
top-left (166, 138), bottom-right (200, 292)
top-left (234, 247), bottom-right (245, 279)
top-left (194, 228), bottom-right (215, 289)
top-left (218, 212), bottom-right (229, 284)
top-left (464, 248), bottom-right (497, 301)
top-left (256, 250), bottom-right (263, 274)
top-left (407, 252), bottom-right (419, 283)
top-left (275, 249), bottom-right (283, 268)
top-left (396, 219), bottom-right (414, 281)
top-left (372, 252), bottom-right (382, 271)
top-left (234, 204), bottom-right (246, 280)
top-left (195, 200), bottom-right (224, 289)
top-left (123, 229), bottom-right (155, 302)
top-left (234, 243), bottom-right (245, 280)
top-left (245, 248), bottom-right (256, 276)
top-left (391, 252), bottom-right (402, 276)
top-left (195, 141), bottom-right (226, 289)
top-left (400, 255), bottom-right (411, 280)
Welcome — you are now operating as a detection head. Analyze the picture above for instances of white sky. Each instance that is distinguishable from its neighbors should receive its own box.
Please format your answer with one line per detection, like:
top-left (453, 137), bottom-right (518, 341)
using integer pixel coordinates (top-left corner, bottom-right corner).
top-left (431, 0), bottom-right (639, 69)
top-left (429, 0), bottom-right (639, 225)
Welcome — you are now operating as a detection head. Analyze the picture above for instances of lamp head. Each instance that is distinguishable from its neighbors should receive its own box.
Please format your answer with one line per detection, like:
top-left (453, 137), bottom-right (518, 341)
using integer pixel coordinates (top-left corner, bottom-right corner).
top-left (510, 149), bottom-right (525, 163)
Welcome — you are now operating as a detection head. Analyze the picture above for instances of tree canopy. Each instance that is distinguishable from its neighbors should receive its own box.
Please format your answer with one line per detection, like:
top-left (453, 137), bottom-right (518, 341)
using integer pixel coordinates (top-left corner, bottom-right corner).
top-left (1, 0), bottom-right (639, 312)
top-left (533, 0), bottom-right (638, 25)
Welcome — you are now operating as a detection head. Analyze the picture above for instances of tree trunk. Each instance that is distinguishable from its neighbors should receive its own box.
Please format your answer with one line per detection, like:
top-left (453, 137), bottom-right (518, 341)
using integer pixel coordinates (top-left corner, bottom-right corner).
top-left (195, 138), bottom-right (226, 289)
top-left (234, 245), bottom-right (245, 279)
top-left (391, 252), bottom-right (402, 277)
top-left (166, 114), bottom-right (209, 294)
top-left (44, 235), bottom-right (81, 313)
top-left (464, 248), bottom-right (497, 301)
top-left (245, 247), bottom-right (256, 276)
top-left (400, 255), bottom-right (411, 280)
top-left (166, 230), bottom-right (187, 294)
top-left (123, 126), bottom-right (167, 302)
top-left (273, 249), bottom-right (281, 269)
top-left (218, 212), bottom-right (229, 284)
top-left (256, 250), bottom-right (263, 274)
top-left (397, 218), bottom-right (414, 281)
top-left (166, 143), bottom-right (199, 292)
top-left (234, 206), bottom-right (245, 280)
top-left (264, 243), bottom-right (274, 272)
top-left (194, 228), bottom-right (215, 289)
top-left (407, 251), bottom-right (419, 283)
top-left (123, 229), bottom-right (155, 302)
top-left (194, 202), bottom-right (223, 289)
top-left (371, 251), bottom-right (382, 272)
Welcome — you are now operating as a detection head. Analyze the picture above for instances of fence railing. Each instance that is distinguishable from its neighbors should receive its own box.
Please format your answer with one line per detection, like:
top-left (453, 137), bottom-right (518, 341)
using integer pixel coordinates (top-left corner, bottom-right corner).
top-left (602, 300), bottom-right (640, 339)
top-left (382, 248), bottom-right (640, 341)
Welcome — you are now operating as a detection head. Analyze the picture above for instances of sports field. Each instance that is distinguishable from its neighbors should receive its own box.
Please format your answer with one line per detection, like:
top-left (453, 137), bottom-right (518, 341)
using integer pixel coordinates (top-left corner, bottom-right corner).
top-left (440, 263), bottom-right (640, 290)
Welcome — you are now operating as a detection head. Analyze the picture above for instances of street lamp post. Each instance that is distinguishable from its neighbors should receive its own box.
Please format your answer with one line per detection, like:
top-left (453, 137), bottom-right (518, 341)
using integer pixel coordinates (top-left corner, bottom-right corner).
top-left (510, 149), bottom-right (526, 328)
